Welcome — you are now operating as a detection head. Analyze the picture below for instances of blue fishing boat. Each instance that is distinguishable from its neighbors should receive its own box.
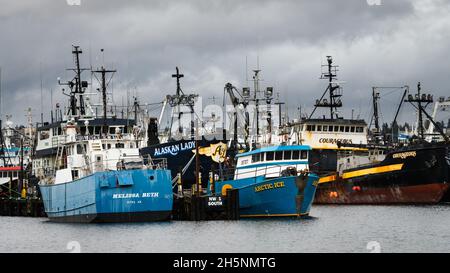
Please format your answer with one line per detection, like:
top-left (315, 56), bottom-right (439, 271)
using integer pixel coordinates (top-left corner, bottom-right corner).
top-left (208, 145), bottom-right (319, 218)
top-left (37, 118), bottom-right (174, 223)
top-left (39, 168), bottom-right (173, 223)
top-left (38, 46), bottom-right (173, 223)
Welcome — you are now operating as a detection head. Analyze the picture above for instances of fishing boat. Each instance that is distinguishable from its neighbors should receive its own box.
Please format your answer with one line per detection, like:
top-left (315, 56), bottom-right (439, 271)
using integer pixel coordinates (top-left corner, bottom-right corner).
top-left (140, 67), bottom-right (226, 190)
top-left (0, 115), bottom-right (34, 198)
top-left (277, 56), bottom-right (369, 174)
top-left (39, 119), bottom-right (173, 222)
top-left (315, 142), bottom-right (450, 204)
top-left (315, 83), bottom-right (450, 204)
top-left (38, 46), bottom-right (173, 222)
top-left (208, 145), bottom-right (319, 217)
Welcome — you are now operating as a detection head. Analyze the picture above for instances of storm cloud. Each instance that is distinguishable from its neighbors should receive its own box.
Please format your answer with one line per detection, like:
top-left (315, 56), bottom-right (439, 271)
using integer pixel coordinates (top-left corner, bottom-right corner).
top-left (0, 0), bottom-right (449, 126)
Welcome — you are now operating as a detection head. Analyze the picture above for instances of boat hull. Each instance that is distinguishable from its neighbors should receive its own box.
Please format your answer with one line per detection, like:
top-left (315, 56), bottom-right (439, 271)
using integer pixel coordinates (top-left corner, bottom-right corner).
top-left (315, 181), bottom-right (449, 204)
top-left (315, 144), bottom-right (450, 204)
top-left (140, 138), bottom-right (224, 189)
top-left (213, 173), bottom-right (319, 218)
top-left (47, 211), bottom-right (172, 223)
top-left (39, 169), bottom-right (173, 223)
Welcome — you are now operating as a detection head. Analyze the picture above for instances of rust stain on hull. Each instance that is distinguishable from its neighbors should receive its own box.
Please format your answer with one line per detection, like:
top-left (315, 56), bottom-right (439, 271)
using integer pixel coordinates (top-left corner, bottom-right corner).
top-left (315, 182), bottom-right (450, 204)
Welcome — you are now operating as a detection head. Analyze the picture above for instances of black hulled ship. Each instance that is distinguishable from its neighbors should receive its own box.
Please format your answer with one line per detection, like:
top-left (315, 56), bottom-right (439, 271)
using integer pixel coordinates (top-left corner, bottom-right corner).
top-left (315, 83), bottom-right (450, 204)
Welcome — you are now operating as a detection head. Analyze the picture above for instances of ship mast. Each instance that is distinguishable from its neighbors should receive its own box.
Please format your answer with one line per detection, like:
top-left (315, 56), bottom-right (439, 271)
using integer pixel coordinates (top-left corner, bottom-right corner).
top-left (246, 69), bottom-right (274, 146)
top-left (309, 56), bottom-right (343, 120)
top-left (59, 45), bottom-right (90, 118)
top-left (173, 67), bottom-right (184, 135)
top-left (166, 67), bottom-right (197, 140)
top-left (372, 88), bottom-right (381, 136)
top-left (92, 65), bottom-right (116, 134)
top-left (253, 69), bottom-right (261, 137)
top-left (369, 86), bottom-right (408, 144)
top-left (405, 82), bottom-right (449, 142)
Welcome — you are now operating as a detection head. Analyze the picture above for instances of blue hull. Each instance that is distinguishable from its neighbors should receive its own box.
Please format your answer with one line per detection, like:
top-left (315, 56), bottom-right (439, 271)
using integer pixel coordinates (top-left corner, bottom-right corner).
top-left (39, 169), bottom-right (173, 223)
top-left (212, 174), bottom-right (319, 218)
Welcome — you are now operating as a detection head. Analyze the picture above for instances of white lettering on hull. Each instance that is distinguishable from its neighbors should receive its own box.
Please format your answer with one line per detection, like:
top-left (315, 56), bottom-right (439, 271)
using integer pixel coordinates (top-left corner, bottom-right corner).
top-left (112, 192), bottom-right (159, 199)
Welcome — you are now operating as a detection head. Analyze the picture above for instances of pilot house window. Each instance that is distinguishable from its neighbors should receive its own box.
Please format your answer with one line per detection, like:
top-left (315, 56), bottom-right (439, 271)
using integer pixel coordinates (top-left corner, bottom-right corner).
top-left (275, 151), bottom-right (283, 160)
top-left (76, 144), bottom-right (83, 154)
top-left (306, 125), bottom-right (316, 131)
top-left (266, 152), bottom-right (274, 161)
top-left (301, 150), bottom-right (308, 159)
top-left (115, 143), bottom-right (125, 148)
top-left (252, 153), bottom-right (261, 163)
top-left (284, 150), bottom-right (292, 160)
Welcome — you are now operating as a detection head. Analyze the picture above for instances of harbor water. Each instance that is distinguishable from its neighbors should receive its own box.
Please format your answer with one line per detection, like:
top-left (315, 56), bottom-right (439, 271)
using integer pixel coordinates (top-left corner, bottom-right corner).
top-left (1, 205), bottom-right (450, 253)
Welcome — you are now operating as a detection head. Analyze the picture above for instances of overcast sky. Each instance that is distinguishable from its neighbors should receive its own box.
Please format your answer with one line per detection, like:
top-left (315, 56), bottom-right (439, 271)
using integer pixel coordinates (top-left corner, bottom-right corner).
top-left (0, 0), bottom-right (449, 127)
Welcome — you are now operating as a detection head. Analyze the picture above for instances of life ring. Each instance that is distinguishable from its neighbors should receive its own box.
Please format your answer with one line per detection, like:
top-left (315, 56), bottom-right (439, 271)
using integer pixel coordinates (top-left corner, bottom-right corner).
top-left (221, 184), bottom-right (233, 196)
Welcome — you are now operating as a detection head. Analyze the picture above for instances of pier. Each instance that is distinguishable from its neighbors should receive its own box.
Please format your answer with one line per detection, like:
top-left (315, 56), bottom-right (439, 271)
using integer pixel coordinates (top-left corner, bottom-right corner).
top-left (0, 197), bottom-right (46, 217)
top-left (0, 192), bottom-right (239, 221)
top-left (173, 189), bottom-right (240, 221)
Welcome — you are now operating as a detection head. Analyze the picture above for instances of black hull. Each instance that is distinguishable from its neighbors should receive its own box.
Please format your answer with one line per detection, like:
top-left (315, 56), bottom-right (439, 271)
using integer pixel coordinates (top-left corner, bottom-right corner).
top-left (441, 188), bottom-right (450, 202)
top-left (316, 143), bottom-right (450, 204)
top-left (315, 182), bottom-right (449, 204)
top-left (140, 138), bottom-right (226, 188)
top-left (48, 211), bottom-right (172, 223)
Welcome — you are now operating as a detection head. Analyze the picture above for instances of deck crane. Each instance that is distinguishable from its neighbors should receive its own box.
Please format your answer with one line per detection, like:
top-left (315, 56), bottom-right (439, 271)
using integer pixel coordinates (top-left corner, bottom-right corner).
top-left (224, 83), bottom-right (250, 152)
top-left (425, 96), bottom-right (450, 142)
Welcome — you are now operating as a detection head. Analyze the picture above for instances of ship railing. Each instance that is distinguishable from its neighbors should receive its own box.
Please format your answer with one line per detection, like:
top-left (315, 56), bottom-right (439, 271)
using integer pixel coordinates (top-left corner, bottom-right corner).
top-left (75, 134), bottom-right (138, 141)
top-left (85, 157), bottom-right (145, 172)
top-left (144, 156), bottom-right (168, 170)
top-left (34, 167), bottom-right (56, 178)
top-left (212, 164), bottom-right (307, 183)
top-left (39, 157), bottom-right (160, 178)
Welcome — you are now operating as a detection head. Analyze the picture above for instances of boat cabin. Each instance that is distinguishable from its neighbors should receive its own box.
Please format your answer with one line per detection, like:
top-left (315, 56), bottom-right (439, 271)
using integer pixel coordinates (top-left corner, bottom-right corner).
top-left (287, 118), bottom-right (368, 150)
top-left (234, 145), bottom-right (311, 179)
top-left (33, 118), bottom-right (138, 180)
top-left (49, 121), bottom-right (143, 184)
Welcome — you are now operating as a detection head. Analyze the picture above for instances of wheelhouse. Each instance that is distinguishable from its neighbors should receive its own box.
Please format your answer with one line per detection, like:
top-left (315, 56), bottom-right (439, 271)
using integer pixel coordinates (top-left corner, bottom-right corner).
top-left (288, 118), bottom-right (368, 149)
top-left (234, 145), bottom-right (311, 179)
